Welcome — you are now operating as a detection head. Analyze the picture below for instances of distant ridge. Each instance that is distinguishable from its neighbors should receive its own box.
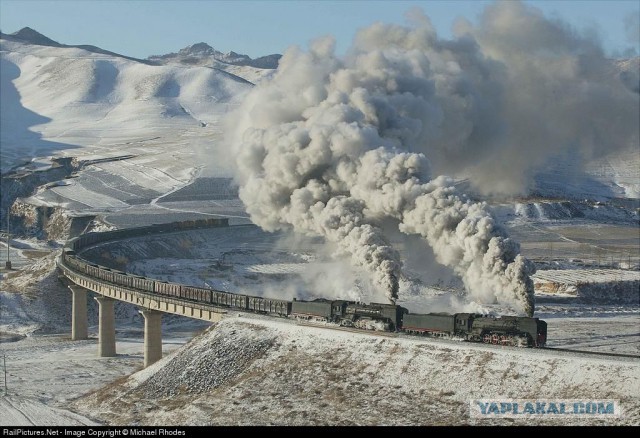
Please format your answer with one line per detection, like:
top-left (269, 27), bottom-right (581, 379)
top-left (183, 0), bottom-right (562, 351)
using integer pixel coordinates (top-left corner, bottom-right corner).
top-left (1, 27), bottom-right (281, 70)
top-left (7, 27), bottom-right (62, 47)
top-left (0, 27), bottom-right (158, 65)
top-left (149, 41), bottom-right (281, 69)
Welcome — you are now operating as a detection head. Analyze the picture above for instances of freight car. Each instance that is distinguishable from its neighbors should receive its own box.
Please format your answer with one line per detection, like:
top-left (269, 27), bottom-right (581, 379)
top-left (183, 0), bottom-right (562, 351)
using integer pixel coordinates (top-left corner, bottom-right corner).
top-left (247, 296), bottom-right (291, 317)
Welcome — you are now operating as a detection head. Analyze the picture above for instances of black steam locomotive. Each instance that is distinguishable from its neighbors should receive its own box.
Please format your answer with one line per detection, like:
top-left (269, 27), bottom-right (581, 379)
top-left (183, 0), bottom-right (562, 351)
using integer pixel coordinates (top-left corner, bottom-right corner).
top-left (58, 220), bottom-right (547, 348)
top-left (289, 298), bottom-right (546, 347)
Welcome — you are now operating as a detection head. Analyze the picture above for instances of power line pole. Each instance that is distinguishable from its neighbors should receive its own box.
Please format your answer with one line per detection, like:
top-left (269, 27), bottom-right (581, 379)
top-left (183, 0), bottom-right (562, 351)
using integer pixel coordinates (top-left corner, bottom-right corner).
top-left (3, 354), bottom-right (7, 396)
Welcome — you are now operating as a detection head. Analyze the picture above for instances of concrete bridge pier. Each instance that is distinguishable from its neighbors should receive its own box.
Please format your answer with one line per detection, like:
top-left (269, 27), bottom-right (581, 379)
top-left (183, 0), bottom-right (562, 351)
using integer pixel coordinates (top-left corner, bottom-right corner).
top-left (95, 296), bottom-right (116, 357)
top-left (69, 285), bottom-right (88, 340)
top-left (139, 309), bottom-right (162, 368)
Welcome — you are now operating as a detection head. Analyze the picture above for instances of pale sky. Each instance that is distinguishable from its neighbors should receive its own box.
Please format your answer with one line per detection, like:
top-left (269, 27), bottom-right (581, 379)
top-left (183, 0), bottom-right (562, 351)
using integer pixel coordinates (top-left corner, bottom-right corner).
top-left (1, 0), bottom-right (639, 59)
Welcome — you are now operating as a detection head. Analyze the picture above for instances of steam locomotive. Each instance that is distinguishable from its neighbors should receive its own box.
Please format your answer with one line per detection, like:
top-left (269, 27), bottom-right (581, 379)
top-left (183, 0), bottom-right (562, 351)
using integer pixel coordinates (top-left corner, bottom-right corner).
top-left (58, 220), bottom-right (547, 348)
top-left (289, 298), bottom-right (546, 347)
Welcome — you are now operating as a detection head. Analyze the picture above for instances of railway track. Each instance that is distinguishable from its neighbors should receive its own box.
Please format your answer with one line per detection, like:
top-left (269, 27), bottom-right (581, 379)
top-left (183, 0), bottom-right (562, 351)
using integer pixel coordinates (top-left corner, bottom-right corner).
top-left (294, 319), bottom-right (639, 359)
top-left (543, 347), bottom-right (640, 360)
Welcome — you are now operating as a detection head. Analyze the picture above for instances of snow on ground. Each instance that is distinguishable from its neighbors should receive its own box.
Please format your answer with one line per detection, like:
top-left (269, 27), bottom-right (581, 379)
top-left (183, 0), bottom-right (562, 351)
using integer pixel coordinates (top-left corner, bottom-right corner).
top-left (69, 315), bottom-right (640, 426)
top-left (532, 269), bottom-right (639, 303)
top-left (1, 36), bottom-right (252, 224)
top-left (532, 148), bottom-right (640, 201)
top-left (533, 269), bottom-right (639, 285)
top-left (0, 331), bottom-right (209, 426)
top-left (0, 242), bottom-right (211, 427)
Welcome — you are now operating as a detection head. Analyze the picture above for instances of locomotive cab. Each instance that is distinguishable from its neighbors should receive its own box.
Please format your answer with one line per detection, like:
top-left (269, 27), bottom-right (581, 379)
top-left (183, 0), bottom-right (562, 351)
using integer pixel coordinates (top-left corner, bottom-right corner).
top-left (454, 313), bottom-right (474, 337)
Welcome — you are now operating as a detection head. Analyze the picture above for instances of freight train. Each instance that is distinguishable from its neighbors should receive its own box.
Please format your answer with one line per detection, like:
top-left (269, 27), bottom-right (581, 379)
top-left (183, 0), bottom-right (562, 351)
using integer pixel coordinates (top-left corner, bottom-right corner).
top-left (58, 221), bottom-right (547, 348)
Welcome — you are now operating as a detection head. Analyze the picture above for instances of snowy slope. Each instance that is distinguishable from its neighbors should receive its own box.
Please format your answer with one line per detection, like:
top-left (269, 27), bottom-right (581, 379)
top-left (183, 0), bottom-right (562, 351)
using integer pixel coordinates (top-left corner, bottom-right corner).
top-left (1, 37), bottom-right (252, 174)
top-left (70, 316), bottom-right (640, 426)
top-left (532, 147), bottom-right (640, 201)
top-left (0, 396), bottom-right (99, 426)
top-left (1, 35), bottom-right (256, 222)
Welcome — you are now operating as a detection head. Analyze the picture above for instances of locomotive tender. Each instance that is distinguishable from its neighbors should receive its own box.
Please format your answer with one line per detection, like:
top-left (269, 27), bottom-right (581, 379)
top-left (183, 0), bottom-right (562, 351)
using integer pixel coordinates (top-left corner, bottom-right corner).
top-left (58, 220), bottom-right (547, 348)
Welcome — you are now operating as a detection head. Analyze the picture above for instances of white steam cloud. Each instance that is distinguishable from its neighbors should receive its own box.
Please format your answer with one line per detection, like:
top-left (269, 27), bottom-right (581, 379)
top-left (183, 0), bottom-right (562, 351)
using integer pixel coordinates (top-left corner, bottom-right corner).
top-left (224, 1), bottom-right (638, 316)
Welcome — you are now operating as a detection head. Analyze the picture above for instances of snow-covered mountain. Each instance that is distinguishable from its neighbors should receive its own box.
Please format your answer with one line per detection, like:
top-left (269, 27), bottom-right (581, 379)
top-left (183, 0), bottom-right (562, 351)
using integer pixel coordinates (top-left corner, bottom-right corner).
top-left (2, 27), bottom-right (637, 203)
top-left (1, 27), bottom-right (637, 246)
top-left (0, 28), bottom-right (271, 230)
top-left (148, 42), bottom-right (279, 85)
top-left (149, 41), bottom-right (281, 69)
top-left (0, 29), bottom-right (284, 175)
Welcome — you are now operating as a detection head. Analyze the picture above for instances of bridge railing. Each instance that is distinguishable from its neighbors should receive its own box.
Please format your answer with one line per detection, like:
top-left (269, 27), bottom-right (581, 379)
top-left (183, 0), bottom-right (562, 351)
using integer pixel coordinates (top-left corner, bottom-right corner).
top-left (57, 218), bottom-right (233, 313)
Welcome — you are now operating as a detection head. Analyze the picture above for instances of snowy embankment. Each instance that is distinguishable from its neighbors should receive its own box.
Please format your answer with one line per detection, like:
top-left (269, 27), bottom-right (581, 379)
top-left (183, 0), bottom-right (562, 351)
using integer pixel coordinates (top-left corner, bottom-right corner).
top-left (72, 316), bottom-right (640, 426)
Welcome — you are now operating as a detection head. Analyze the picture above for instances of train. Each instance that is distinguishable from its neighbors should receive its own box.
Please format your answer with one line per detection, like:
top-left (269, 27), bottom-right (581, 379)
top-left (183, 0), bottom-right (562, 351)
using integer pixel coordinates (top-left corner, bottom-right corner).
top-left (58, 220), bottom-right (547, 348)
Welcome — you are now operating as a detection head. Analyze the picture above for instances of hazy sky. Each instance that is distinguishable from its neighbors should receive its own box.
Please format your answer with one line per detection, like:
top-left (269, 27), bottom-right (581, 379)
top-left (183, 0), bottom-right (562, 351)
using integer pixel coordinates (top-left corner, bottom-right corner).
top-left (1, 0), bottom-right (639, 59)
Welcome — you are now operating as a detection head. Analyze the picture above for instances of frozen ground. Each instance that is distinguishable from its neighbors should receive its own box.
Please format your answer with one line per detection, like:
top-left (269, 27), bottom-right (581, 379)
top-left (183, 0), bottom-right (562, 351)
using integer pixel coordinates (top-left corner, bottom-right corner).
top-left (0, 256), bottom-right (211, 426)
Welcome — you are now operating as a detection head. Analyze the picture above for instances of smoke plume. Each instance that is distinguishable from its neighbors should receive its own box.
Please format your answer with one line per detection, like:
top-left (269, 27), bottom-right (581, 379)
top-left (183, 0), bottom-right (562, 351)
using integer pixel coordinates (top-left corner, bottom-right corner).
top-left (224, 1), bottom-right (638, 316)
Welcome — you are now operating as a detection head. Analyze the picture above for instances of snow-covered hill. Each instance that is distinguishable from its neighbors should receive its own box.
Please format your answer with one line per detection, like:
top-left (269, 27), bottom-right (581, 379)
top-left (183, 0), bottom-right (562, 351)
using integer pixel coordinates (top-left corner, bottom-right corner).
top-left (0, 27), bottom-right (153, 65)
top-left (0, 30), bottom-right (265, 229)
top-left (1, 35), bottom-right (254, 171)
top-left (1, 28), bottom-right (637, 228)
top-left (69, 316), bottom-right (640, 426)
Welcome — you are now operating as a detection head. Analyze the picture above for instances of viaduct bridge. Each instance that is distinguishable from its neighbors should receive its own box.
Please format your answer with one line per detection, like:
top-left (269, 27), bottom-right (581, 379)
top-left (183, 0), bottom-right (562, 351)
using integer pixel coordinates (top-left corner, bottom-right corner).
top-left (56, 218), bottom-right (231, 368)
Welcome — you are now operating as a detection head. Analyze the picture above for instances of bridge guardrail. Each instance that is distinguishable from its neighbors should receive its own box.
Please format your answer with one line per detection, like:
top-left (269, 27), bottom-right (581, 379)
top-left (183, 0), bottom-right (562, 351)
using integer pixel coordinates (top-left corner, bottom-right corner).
top-left (57, 217), bottom-right (234, 320)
